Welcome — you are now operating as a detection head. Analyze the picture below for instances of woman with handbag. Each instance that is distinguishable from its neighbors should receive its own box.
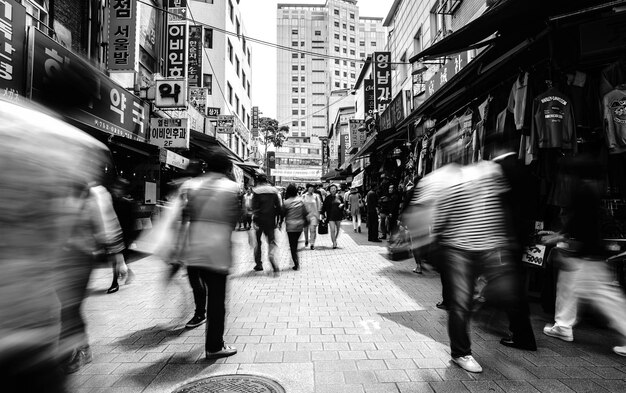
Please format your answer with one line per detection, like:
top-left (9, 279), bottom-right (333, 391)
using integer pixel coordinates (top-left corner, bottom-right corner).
top-left (322, 184), bottom-right (344, 249)
top-left (282, 184), bottom-right (307, 270)
top-left (302, 183), bottom-right (322, 250)
top-left (347, 186), bottom-right (363, 233)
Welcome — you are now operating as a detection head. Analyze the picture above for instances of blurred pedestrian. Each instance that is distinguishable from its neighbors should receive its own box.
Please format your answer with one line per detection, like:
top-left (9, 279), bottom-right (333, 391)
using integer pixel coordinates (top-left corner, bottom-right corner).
top-left (542, 155), bottom-right (626, 356)
top-left (107, 177), bottom-right (136, 294)
top-left (282, 184), bottom-right (308, 270)
top-left (378, 187), bottom-right (391, 240)
top-left (366, 186), bottom-right (380, 242)
top-left (173, 149), bottom-right (240, 359)
top-left (252, 174), bottom-right (282, 273)
top-left (302, 183), bottom-right (322, 250)
top-left (347, 186), bottom-right (363, 233)
top-left (388, 184), bottom-right (401, 235)
top-left (322, 184), bottom-right (344, 249)
top-left (243, 187), bottom-right (254, 230)
top-left (0, 97), bottom-right (111, 392)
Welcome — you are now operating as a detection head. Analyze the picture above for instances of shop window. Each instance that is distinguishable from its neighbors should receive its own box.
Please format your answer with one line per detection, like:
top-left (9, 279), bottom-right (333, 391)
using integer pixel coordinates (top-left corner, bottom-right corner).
top-left (227, 40), bottom-right (233, 63)
top-left (227, 82), bottom-right (233, 104)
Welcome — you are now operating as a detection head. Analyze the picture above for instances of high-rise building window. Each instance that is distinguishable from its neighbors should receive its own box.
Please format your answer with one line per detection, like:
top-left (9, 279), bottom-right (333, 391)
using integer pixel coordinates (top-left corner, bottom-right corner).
top-left (334, 59), bottom-right (339, 64)
top-left (292, 76), bottom-right (298, 82)
top-left (334, 21), bottom-right (339, 27)
top-left (343, 71), bottom-right (347, 77)
top-left (301, 121), bottom-right (306, 126)
top-left (359, 41), bottom-right (365, 46)
top-left (371, 41), bottom-right (377, 46)
top-left (350, 61), bottom-right (355, 67)
top-left (300, 65), bottom-right (305, 70)
top-left (342, 48), bottom-right (347, 53)
top-left (301, 110), bottom-right (305, 115)
top-left (292, 53), bottom-right (298, 58)
top-left (301, 76), bottom-right (305, 81)
top-left (300, 87), bottom-right (305, 92)
top-left (333, 8), bottom-right (339, 15)
top-left (235, 56), bottom-right (240, 76)
top-left (292, 98), bottom-right (298, 104)
top-left (350, 73), bottom-right (355, 78)
top-left (247, 81), bottom-right (251, 98)
top-left (203, 74), bottom-right (213, 95)
top-left (335, 82), bottom-right (340, 87)
top-left (204, 28), bottom-right (213, 48)
top-left (334, 70), bottom-right (339, 75)
top-left (227, 82), bottom-right (233, 104)
top-left (334, 33), bottom-right (339, 39)
top-left (242, 71), bottom-right (246, 87)
top-left (349, 37), bottom-right (355, 43)
top-left (301, 98), bottom-right (305, 104)
top-left (360, 52), bottom-right (365, 57)
top-left (292, 87), bottom-right (298, 93)
top-left (349, 24), bottom-right (355, 31)
top-left (349, 12), bottom-right (355, 19)
top-left (292, 41), bottom-right (298, 47)
top-left (350, 49), bottom-right (355, 55)
top-left (301, 53), bottom-right (305, 58)
top-left (334, 46), bottom-right (339, 52)
top-left (292, 121), bottom-right (298, 126)
top-left (292, 65), bottom-right (298, 71)
top-left (228, 0), bottom-right (233, 22)
top-left (292, 110), bottom-right (298, 115)
top-left (236, 18), bottom-right (240, 36)
top-left (343, 60), bottom-right (347, 65)
top-left (315, 30), bottom-right (321, 35)
top-left (235, 95), bottom-right (240, 115)
top-left (343, 35), bottom-right (346, 41)
top-left (342, 23), bottom-right (346, 29)
top-left (343, 83), bottom-right (347, 88)
top-left (247, 49), bottom-right (251, 65)
top-left (292, 28), bottom-right (298, 34)
top-left (300, 41), bottom-right (305, 46)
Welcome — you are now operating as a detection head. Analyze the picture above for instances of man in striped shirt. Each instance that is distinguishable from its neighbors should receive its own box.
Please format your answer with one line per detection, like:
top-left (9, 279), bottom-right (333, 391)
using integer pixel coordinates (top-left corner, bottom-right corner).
top-left (432, 160), bottom-right (523, 373)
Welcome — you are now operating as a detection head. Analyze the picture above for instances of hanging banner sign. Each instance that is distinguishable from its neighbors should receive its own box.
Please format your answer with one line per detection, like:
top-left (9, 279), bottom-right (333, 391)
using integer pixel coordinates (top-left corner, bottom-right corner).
top-left (352, 171), bottom-right (364, 187)
top-left (149, 118), bottom-right (189, 148)
top-left (159, 148), bottom-right (189, 169)
top-left (166, 24), bottom-right (187, 78)
top-left (424, 51), bottom-right (468, 100)
top-left (364, 79), bottom-right (375, 117)
top-left (216, 115), bottom-right (234, 134)
top-left (271, 168), bottom-right (322, 179)
top-left (155, 79), bottom-right (187, 108)
top-left (0, 0), bottom-right (26, 97)
top-left (251, 106), bottom-right (259, 137)
top-left (187, 25), bottom-right (202, 87)
top-left (207, 107), bottom-right (221, 117)
top-left (189, 87), bottom-right (207, 114)
top-left (29, 29), bottom-right (149, 141)
top-left (380, 92), bottom-right (405, 132)
top-left (373, 52), bottom-right (392, 113)
top-left (349, 119), bottom-right (366, 150)
top-left (107, 0), bottom-right (137, 71)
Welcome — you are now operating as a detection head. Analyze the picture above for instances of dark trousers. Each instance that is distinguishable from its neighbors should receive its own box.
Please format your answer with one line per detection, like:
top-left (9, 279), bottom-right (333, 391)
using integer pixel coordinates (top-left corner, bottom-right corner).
top-left (287, 231), bottom-right (301, 267)
top-left (441, 246), bottom-right (533, 358)
top-left (367, 211), bottom-right (378, 241)
top-left (194, 268), bottom-right (227, 353)
top-left (187, 266), bottom-right (207, 319)
top-left (254, 224), bottom-right (277, 269)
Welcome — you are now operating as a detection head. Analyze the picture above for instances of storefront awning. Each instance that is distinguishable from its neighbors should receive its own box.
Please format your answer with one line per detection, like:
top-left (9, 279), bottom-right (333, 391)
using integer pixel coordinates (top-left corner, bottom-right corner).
top-left (190, 131), bottom-right (243, 164)
top-left (351, 134), bottom-right (379, 161)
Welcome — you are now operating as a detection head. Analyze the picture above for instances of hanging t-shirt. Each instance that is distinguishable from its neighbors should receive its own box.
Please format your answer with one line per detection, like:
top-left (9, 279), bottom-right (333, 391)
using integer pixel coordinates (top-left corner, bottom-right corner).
top-left (529, 87), bottom-right (576, 158)
top-left (507, 72), bottom-right (529, 131)
top-left (603, 88), bottom-right (626, 153)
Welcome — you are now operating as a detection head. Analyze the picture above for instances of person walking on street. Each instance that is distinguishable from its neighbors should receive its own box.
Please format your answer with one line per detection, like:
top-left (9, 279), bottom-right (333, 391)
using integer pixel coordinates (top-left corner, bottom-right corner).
top-left (174, 149), bottom-right (240, 359)
top-left (388, 184), bottom-right (401, 235)
top-left (252, 174), bottom-right (282, 273)
top-left (282, 184), bottom-right (308, 270)
top-left (107, 177), bottom-right (136, 294)
top-left (378, 187), bottom-right (391, 240)
top-left (302, 183), bottom-right (322, 250)
top-left (243, 187), bottom-right (254, 230)
top-left (322, 184), bottom-right (344, 249)
top-left (348, 187), bottom-right (363, 233)
top-left (366, 187), bottom-right (380, 242)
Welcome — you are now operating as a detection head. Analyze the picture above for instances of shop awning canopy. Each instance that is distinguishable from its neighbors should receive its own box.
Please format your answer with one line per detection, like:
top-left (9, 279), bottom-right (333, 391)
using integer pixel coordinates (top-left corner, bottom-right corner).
top-left (351, 134), bottom-right (379, 161)
top-left (410, 0), bottom-right (624, 62)
top-left (190, 131), bottom-right (243, 164)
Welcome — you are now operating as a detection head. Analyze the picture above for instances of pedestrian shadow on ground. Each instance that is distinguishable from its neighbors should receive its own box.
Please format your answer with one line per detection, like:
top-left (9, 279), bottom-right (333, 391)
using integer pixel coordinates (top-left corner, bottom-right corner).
top-left (115, 325), bottom-right (187, 349)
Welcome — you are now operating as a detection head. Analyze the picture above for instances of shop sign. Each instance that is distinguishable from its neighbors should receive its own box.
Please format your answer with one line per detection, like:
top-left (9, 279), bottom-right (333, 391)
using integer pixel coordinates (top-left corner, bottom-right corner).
top-left (189, 87), bottom-right (207, 113)
top-left (364, 79), bottom-right (375, 117)
top-left (320, 137), bottom-right (329, 174)
top-left (155, 79), bottom-right (186, 108)
top-left (107, 0), bottom-right (137, 71)
top-left (166, 24), bottom-right (187, 78)
top-left (379, 92), bottom-right (405, 132)
top-left (352, 171), bottom-right (364, 187)
top-left (168, 104), bottom-right (204, 132)
top-left (167, 0), bottom-right (187, 23)
top-left (349, 119), bottom-right (366, 150)
top-left (0, 0), bottom-right (26, 97)
top-left (159, 148), bottom-right (189, 169)
top-left (187, 25), bottom-right (202, 87)
top-left (522, 244), bottom-right (546, 267)
top-left (149, 117), bottom-right (189, 148)
top-left (207, 107), bottom-right (220, 117)
top-left (373, 52), bottom-right (392, 113)
top-left (251, 106), bottom-right (259, 137)
top-left (271, 168), bottom-right (322, 179)
top-left (29, 29), bottom-right (149, 141)
top-left (424, 51), bottom-right (468, 100)
top-left (216, 114), bottom-right (234, 134)
top-left (138, 1), bottom-right (157, 59)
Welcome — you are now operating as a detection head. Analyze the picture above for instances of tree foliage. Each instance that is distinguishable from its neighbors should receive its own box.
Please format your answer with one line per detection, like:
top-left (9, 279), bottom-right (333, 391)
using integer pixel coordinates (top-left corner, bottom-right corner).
top-left (258, 117), bottom-right (288, 149)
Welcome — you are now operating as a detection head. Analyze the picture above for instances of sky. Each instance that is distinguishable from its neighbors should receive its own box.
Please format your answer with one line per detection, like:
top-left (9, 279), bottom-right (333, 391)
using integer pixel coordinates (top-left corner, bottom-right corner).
top-left (239, 0), bottom-right (395, 119)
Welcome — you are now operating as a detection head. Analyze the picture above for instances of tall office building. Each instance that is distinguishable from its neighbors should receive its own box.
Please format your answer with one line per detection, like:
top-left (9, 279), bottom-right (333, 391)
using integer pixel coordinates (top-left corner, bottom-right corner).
top-left (276, 0), bottom-right (386, 140)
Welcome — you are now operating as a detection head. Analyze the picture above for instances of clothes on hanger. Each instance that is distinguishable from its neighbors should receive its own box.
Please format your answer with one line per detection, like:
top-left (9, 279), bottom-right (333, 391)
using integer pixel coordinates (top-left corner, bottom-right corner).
top-left (508, 72), bottom-right (530, 131)
top-left (603, 87), bottom-right (626, 154)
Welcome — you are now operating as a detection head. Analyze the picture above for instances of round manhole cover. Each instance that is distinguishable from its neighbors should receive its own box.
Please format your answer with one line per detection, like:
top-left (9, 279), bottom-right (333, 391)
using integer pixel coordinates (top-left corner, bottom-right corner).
top-left (172, 374), bottom-right (286, 393)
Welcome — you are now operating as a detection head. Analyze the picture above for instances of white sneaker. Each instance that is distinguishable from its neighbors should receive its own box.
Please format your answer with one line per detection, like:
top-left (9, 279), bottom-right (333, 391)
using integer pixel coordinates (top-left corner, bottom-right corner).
top-left (452, 355), bottom-right (483, 373)
top-left (543, 324), bottom-right (574, 342)
top-left (613, 346), bottom-right (626, 356)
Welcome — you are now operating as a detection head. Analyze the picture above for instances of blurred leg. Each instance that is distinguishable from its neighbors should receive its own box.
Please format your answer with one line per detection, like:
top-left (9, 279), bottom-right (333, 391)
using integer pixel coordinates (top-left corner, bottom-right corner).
top-left (265, 226), bottom-right (278, 271)
top-left (554, 258), bottom-right (579, 333)
top-left (254, 227), bottom-right (263, 268)
top-left (287, 231), bottom-right (300, 267)
top-left (187, 266), bottom-right (207, 319)
top-left (201, 269), bottom-right (227, 353)
top-left (310, 224), bottom-right (317, 246)
top-left (304, 225), bottom-right (309, 244)
top-left (329, 221), bottom-right (338, 246)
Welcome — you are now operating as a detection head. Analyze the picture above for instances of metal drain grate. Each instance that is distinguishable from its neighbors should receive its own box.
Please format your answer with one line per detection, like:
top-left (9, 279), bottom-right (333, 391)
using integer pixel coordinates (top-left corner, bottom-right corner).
top-left (172, 374), bottom-right (286, 393)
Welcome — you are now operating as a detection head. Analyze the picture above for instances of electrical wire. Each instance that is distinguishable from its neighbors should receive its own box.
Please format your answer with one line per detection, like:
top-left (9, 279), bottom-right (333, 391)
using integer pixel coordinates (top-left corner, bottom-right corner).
top-left (136, 0), bottom-right (411, 65)
top-left (276, 92), bottom-right (353, 127)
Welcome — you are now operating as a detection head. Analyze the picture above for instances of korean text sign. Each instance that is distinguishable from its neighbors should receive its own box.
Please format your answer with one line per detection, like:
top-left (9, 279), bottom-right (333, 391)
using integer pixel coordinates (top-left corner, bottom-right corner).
top-left (29, 29), bottom-right (149, 141)
top-left (155, 79), bottom-right (187, 108)
top-left (187, 25), bottom-right (202, 87)
top-left (0, 0), bottom-right (26, 96)
top-left (166, 24), bottom-right (187, 78)
top-left (108, 0), bottom-right (137, 71)
top-left (216, 115), bottom-right (234, 134)
top-left (149, 118), bottom-right (189, 148)
top-left (373, 52), bottom-right (391, 113)
top-left (364, 79), bottom-right (375, 117)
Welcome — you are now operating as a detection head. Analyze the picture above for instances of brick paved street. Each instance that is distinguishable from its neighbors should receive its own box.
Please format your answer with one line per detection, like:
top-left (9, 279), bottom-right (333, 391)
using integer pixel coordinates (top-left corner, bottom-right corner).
top-left (69, 222), bottom-right (626, 393)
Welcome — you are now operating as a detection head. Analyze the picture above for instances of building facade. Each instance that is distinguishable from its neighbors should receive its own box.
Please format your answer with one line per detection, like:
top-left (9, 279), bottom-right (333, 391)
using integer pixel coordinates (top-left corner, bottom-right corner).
top-left (276, 0), bottom-right (385, 140)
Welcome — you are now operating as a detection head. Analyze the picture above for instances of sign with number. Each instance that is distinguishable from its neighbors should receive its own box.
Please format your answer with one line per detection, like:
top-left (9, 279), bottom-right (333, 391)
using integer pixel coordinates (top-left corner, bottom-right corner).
top-left (155, 79), bottom-right (186, 108)
top-left (216, 115), bottom-right (234, 134)
top-left (522, 244), bottom-right (546, 267)
top-left (149, 118), bottom-right (189, 148)
top-left (207, 107), bottom-right (221, 117)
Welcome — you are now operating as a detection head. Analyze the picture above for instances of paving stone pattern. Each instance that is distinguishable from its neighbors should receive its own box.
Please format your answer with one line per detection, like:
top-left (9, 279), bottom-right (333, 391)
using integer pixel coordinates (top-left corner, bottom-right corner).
top-left (69, 222), bottom-right (626, 393)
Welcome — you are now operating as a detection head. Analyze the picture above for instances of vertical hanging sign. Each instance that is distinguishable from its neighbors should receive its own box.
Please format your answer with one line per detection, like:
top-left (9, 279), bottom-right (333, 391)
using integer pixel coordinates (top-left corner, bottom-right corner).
top-left (108, 0), bottom-right (137, 71)
top-left (364, 79), bottom-right (375, 117)
top-left (187, 25), bottom-right (202, 87)
top-left (0, 0), bottom-right (26, 97)
top-left (373, 52), bottom-right (391, 113)
top-left (165, 23), bottom-right (187, 78)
